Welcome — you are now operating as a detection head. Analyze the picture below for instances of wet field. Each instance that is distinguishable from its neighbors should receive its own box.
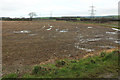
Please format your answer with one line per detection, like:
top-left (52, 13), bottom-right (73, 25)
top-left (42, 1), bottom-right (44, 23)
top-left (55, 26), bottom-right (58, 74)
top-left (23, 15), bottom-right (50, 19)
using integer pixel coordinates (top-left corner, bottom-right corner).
top-left (2, 20), bottom-right (119, 75)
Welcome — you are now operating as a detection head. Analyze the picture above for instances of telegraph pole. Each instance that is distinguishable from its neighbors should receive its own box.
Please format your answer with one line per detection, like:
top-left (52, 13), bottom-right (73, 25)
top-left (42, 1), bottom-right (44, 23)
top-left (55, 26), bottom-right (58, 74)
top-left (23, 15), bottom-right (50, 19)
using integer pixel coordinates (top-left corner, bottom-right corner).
top-left (89, 5), bottom-right (96, 18)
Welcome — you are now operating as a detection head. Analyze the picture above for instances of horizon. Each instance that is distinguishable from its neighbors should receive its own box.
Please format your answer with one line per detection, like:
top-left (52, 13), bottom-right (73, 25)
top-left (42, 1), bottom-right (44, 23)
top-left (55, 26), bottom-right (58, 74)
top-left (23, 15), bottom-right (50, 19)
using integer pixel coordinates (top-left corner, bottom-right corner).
top-left (1, 15), bottom-right (118, 18)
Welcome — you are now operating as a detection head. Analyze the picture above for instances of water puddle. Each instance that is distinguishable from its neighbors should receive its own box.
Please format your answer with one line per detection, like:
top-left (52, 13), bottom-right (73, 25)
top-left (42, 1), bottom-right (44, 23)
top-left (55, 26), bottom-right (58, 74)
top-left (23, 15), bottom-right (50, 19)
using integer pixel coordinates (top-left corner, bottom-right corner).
top-left (88, 27), bottom-right (93, 29)
top-left (75, 46), bottom-right (94, 52)
top-left (13, 30), bottom-right (31, 34)
top-left (42, 26), bottom-right (46, 29)
top-left (106, 32), bottom-right (117, 34)
top-left (59, 29), bottom-right (68, 33)
top-left (114, 40), bottom-right (120, 44)
top-left (56, 29), bottom-right (59, 31)
top-left (79, 38), bottom-right (101, 43)
top-left (46, 26), bottom-right (53, 31)
top-left (75, 43), bottom-right (94, 52)
top-left (50, 26), bottom-right (53, 28)
top-left (95, 35), bottom-right (103, 38)
top-left (106, 37), bottom-right (115, 40)
top-left (87, 38), bottom-right (101, 42)
top-left (46, 28), bottom-right (52, 30)
top-left (29, 34), bottom-right (37, 36)
top-left (60, 30), bottom-right (68, 32)
top-left (79, 39), bottom-right (87, 43)
top-left (99, 46), bottom-right (116, 49)
top-left (112, 28), bottom-right (120, 31)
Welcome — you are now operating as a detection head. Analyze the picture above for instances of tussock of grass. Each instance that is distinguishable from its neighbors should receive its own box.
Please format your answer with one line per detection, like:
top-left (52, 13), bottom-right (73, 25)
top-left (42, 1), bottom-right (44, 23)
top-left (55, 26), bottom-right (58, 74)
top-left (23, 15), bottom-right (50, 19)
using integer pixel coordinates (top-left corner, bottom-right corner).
top-left (3, 50), bottom-right (119, 78)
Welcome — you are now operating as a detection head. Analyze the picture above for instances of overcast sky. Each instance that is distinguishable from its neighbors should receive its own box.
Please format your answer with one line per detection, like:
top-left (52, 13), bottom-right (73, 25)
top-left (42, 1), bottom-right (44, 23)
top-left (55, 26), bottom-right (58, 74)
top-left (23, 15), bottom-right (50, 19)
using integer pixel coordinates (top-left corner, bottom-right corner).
top-left (0, 0), bottom-right (119, 17)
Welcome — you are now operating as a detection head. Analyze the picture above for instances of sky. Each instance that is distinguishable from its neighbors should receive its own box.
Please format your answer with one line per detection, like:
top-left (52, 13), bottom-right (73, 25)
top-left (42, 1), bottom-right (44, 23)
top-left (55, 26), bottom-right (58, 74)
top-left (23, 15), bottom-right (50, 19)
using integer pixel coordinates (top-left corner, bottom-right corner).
top-left (0, 0), bottom-right (119, 18)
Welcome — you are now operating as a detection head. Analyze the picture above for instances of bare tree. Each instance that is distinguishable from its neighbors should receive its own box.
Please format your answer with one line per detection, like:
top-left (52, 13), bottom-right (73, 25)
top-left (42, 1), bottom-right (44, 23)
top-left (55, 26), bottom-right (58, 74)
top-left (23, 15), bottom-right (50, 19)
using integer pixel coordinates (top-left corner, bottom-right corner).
top-left (28, 12), bottom-right (37, 21)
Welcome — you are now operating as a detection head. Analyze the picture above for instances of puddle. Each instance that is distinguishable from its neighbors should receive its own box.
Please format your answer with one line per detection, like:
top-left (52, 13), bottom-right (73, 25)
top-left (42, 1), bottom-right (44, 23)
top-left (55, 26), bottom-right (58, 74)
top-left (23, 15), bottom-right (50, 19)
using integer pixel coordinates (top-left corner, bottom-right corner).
top-left (106, 37), bottom-right (115, 40)
top-left (50, 26), bottom-right (53, 28)
top-left (79, 48), bottom-right (94, 52)
top-left (75, 43), bottom-right (94, 52)
top-left (88, 27), bottom-right (93, 29)
top-left (79, 39), bottom-right (87, 43)
top-left (106, 32), bottom-right (117, 34)
top-left (56, 29), bottom-right (59, 31)
top-left (46, 26), bottom-right (53, 30)
top-left (112, 28), bottom-right (120, 31)
top-left (95, 35), bottom-right (103, 38)
top-left (114, 40), bottom-right (120, 44)
top-left (75, 46), bottom-right (94, 52)
top-left (29, 34), bottom-right (37, 36)
top-left (46, 28), bottom-right (52, 30)
top-left (59, 29), bottom-right (68, 32)
top-left (99, 46), bottom-right (116, 49)
top-left (87, 38), bottom-right (101, 42)
top-left (13, 30), bottom-right (31, 34)
top-left (42, 26), bottom-right (46, 29)
top-left (78, 38), bottom-right (101, 43)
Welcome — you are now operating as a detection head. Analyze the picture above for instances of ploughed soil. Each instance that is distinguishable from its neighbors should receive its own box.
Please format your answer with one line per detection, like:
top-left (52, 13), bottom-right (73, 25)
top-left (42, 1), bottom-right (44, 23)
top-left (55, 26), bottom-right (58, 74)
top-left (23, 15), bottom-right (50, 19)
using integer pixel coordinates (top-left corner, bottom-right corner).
top-left (2, 20), bottom-right (119, 76)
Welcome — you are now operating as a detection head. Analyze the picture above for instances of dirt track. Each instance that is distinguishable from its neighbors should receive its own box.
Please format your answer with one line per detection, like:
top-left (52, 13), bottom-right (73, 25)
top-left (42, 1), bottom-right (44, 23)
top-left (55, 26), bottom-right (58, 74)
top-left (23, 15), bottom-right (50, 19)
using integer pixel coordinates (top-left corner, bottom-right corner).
top-left (2, 20), bottom-right (119, 75)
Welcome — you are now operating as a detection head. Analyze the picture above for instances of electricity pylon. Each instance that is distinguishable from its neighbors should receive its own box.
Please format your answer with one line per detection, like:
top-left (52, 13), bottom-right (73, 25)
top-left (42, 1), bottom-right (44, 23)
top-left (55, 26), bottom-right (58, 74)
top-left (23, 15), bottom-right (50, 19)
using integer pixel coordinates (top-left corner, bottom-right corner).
top-left (89, 5), bottom-right (96, 18)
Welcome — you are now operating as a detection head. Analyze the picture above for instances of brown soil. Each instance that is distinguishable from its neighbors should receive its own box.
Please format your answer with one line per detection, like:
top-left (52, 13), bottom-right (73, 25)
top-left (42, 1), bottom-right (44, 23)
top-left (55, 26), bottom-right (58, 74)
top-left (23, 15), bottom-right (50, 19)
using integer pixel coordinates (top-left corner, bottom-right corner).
top-left (2, 20), bottom-right (118, 76)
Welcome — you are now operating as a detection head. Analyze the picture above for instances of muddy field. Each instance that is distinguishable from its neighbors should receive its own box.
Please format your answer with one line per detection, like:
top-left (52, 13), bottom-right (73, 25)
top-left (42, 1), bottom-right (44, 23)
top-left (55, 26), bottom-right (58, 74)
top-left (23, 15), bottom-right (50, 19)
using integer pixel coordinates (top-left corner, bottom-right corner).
top-left (2, 20), bottom-right (119, 75)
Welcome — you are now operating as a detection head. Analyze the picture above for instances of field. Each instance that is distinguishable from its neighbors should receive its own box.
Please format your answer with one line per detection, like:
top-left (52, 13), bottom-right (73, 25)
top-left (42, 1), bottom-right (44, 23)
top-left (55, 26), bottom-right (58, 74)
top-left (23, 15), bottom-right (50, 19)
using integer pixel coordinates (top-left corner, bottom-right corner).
top-left (2, 20), bottom-right (119, 77)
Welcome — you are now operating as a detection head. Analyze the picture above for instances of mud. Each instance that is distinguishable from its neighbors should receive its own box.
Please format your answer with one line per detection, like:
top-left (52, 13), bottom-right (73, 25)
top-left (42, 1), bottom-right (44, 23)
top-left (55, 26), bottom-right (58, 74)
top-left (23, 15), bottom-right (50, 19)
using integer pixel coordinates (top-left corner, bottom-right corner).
top-left (2, 20), bottom-right (118, 75)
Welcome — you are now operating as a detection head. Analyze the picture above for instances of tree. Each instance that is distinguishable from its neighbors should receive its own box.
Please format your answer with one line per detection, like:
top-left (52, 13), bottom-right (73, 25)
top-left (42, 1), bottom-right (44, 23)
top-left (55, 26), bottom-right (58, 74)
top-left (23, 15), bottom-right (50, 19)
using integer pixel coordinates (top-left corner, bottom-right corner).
top-left (28, 12), bottom-right (37, 21)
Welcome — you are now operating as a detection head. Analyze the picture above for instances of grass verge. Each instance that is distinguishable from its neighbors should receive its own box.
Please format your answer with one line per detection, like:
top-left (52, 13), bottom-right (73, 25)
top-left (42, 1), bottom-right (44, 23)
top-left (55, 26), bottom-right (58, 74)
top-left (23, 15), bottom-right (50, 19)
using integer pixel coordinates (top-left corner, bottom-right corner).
top-left (2, 50), bottom-right (119, 78)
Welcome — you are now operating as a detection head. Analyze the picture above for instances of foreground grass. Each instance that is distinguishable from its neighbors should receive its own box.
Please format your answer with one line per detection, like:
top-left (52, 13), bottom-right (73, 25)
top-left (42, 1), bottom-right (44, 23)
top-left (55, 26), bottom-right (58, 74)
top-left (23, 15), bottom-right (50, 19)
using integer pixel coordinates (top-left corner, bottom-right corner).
top-left (3, 50), bottom-right (119, 78)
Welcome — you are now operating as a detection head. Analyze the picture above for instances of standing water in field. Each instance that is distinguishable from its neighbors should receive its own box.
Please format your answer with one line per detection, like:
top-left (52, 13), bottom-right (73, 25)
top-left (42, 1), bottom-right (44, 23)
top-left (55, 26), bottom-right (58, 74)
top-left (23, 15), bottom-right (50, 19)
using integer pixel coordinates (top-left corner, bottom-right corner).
top-left (13, 30), bottom-right (31, 34)
top-left (114, 40), bottom-right (120, 44)
top-left (29, 34), bottom-right (37, 36)
top-left (88, 27), bottom-right (93, 29)
top-left (46, 26), bottom-right (53, 30)
top-left (46, 28), bottom-right (52, 30)
top-left (112, 28), bottom-right (120, 31)
top-left (59, 29), bottom-right (68, 33)
top-left (106, 32), bottom-right (117, 34)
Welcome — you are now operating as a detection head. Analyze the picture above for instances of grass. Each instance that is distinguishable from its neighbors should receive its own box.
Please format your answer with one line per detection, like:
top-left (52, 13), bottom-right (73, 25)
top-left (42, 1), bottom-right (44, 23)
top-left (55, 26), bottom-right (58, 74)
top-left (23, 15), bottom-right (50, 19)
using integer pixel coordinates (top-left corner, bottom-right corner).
top-left (112, 27), bottom-right (120, 29)
top-left (2, 50), bottom-right (119, 78)
top-left (69, 21), bottom-right (118, 29)
top-left (2, 73), bottom-right (18, 78)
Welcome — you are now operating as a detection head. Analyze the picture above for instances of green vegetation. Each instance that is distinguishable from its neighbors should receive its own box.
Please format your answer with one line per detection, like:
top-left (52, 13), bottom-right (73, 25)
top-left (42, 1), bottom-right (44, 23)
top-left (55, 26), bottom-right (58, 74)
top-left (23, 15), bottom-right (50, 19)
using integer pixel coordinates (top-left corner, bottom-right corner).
top-left (71, 21), bottom-right (119, 30)
top-left (2, 73), bottom-right (18, 78)
top-left (112, 27), bottom-right (120, 29)
top-left (79, 21), bottom-right (118, 27)
top-left (2, 50), bottom-right (119, 78)
top-left (76, 18), bottom-right (81, 20)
